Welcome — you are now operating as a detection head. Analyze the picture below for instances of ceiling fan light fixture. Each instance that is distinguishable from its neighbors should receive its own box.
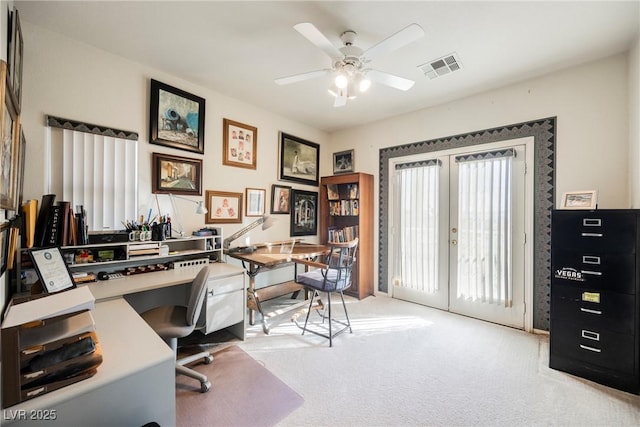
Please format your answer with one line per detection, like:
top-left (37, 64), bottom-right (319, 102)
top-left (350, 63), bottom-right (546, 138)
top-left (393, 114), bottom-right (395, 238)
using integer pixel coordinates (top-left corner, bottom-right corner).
top-left (355, 73), bottom-right (371, 92)
top-left (335, 73), bottom-right (348, 89)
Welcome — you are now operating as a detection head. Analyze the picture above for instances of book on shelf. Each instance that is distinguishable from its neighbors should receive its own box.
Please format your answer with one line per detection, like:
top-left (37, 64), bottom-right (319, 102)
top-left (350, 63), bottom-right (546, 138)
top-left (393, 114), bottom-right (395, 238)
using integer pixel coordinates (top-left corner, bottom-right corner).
top-left (347, 183), bottom-right (359, 199)
top-left (34, 194), bottom-right (56, 247)
top-left (327, 225), bottom-right (359, 243)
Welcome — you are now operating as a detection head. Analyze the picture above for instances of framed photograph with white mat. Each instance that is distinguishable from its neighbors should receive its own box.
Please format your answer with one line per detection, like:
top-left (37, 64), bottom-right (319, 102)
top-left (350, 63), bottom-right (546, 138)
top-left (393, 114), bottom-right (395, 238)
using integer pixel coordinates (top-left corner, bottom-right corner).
top-left (561, 190), bottom-right (597, 210)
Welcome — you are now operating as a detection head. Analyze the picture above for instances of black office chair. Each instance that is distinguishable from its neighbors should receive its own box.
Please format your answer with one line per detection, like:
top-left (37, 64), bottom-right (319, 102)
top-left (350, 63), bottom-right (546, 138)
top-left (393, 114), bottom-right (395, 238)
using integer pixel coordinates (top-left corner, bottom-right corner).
top-left (141, 266), bottom-right (213, 392)
top-left (294, 238), bottom-right (358, 347)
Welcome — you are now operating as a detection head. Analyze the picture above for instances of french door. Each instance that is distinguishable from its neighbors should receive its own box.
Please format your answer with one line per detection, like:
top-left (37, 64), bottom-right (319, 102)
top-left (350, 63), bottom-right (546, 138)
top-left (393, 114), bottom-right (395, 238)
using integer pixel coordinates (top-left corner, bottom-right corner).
top-left (390, 141), bottom-right (528, 329)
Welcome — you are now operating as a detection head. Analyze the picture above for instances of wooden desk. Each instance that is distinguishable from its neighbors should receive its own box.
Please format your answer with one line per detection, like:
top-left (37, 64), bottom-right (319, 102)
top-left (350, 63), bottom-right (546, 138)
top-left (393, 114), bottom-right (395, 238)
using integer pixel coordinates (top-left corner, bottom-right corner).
top-left (225, 242), bottom-right (328, 334)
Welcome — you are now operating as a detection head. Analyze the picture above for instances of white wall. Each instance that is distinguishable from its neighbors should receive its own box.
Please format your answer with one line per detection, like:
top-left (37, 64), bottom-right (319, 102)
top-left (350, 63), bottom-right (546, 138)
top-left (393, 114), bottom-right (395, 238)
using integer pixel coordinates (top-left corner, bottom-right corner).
top-left (20, 21), bottom-right (328, 245)
top-left (331, 52), bottom-right (631, 293)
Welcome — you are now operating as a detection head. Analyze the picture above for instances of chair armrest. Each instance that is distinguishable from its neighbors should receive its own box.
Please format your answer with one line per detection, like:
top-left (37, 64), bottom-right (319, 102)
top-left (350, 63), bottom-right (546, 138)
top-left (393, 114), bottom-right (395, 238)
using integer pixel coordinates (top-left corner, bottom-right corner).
top-left (293, 258), bottom-right (328, 269)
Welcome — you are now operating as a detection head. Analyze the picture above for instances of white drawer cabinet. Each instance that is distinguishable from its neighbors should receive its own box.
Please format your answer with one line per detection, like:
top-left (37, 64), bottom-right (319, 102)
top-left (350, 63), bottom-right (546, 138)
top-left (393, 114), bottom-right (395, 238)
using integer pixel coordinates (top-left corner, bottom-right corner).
top-left (202, 271), bottom-right (245, 339)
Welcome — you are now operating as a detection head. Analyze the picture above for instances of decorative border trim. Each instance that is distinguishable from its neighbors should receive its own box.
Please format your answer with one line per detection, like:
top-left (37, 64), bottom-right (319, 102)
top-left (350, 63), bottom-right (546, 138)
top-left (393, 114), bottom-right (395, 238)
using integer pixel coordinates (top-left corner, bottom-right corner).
top-left (46, 115), bottom-right (138, 140)
top-left (379, 117), bottom-right (556, 330)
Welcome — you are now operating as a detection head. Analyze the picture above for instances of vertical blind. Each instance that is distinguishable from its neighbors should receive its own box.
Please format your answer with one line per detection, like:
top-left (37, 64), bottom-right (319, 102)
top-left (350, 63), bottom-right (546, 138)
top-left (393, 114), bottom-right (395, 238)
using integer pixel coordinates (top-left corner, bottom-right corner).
top-left (455, 149), bottom-right (514, 306)
top-left (394, 159), bottom-right (440, 293)
top-left (46, 116), bottom-right (138, 232)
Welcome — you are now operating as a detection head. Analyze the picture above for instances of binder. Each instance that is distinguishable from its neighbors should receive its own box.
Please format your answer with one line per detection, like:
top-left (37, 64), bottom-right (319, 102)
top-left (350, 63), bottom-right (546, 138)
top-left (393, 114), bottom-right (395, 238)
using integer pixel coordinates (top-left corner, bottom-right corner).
top-left (21, 199), bottom-right (37, 249)
top-left (34, 194), bottom-right (56, 248)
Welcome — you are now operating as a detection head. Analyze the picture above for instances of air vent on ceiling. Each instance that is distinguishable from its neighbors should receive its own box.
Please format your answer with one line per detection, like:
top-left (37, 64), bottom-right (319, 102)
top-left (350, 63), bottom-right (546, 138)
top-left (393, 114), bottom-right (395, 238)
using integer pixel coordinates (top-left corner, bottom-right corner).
top-left (418, 53), bottom-right (462, 79)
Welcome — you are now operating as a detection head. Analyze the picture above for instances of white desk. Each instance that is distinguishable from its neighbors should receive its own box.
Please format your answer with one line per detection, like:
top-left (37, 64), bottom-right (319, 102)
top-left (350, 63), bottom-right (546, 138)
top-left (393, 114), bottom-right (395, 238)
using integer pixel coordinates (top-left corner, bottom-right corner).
top-left (3, 299), bottom-right (175, 426)
top-left (2, 263), bottom-right (246, 426)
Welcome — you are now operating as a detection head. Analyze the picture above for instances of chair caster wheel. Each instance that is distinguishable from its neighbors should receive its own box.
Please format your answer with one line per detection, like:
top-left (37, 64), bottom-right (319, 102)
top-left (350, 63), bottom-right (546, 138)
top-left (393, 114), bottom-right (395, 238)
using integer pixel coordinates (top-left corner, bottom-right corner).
top-left (204, 354), bottom-right (214, 364)
top-left (201, 381), bottom-right (211, 393)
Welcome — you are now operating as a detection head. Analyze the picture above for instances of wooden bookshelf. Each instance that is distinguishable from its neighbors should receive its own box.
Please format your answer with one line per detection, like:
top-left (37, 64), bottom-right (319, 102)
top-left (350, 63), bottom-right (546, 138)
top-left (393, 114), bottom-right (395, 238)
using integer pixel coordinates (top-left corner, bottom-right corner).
top-left (319, 172), bottom-right (373, 299)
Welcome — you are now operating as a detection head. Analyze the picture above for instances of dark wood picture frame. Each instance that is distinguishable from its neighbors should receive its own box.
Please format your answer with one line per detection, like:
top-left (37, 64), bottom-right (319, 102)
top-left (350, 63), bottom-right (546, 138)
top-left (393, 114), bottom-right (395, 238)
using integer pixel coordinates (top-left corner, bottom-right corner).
top-left (205, 190), bottom-right (243, 224)
top-left (271, 184), bottom-right (291, 214)
top-left (223, 118), bottom-right (257, 169)
top-left (333, 149), bottom-right (354, 174)
top-left (290, 189), bottom-right (318, 236)
top-left (0, 222), bottom-right (8, 275)
top-left (279, 132), bottom-right (319, 186)
top-left (152, 152), bottom-right (203, 196)
top-left (149, 79), bottom-right (205, 154)
top-left (7, 8), bottom-right (22, 112)
top-left (0, 61), bottom-right (20, 211)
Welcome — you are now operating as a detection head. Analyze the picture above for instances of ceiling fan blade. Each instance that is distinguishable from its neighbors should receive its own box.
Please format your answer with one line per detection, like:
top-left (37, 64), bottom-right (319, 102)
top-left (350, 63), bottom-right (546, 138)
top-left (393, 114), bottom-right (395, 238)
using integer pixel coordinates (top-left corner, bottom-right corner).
top-left (275, 69), bottom-right (330, 85)
top-left (362, 23), bottom-right (425, 61)
top-left (294, 22), bottom-right (343, 59)
top-left (367, 69), bottom-right (415, 91)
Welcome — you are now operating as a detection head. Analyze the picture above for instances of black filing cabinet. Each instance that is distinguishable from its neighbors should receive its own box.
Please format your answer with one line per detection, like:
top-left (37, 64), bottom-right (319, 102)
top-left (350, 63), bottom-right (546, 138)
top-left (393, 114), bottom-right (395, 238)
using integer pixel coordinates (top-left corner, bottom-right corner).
top-left (550, 209), bottom-right (640, 394)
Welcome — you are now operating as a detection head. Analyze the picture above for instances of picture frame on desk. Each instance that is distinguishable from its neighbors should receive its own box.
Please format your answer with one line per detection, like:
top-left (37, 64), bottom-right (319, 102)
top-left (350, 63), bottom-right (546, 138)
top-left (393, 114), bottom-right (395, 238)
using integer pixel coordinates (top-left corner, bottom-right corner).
top-left (0, 61), bottom-right (21, 211)
top-left (290, 189), bottom-right (318, 236)
top-left (223, 118), bottom-right (257, 169)
top-left (149, 79), bottom-right (205, 154)
top-left (152, 152), bottom-right (202, 196)
top-left (205, 190), bottom-right (243, 224)
top-left (270, 184), bottom-right (291, 214)
top-left (278, 132), bottom-right (319, 186)
top-left (29, 247), bottom-right (77, 294)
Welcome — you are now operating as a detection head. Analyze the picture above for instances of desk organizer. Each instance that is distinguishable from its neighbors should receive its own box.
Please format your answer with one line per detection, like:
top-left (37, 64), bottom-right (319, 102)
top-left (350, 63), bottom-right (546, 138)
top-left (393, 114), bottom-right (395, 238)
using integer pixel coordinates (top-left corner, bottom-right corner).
top-left (1, 309), bottom-right (103, 408)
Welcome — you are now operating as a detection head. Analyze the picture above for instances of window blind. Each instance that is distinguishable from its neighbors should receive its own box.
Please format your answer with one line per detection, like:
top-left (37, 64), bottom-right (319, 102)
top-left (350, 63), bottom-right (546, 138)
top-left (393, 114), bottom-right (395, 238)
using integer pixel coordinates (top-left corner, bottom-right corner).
top-left (46, 116), bottom-right (138, 232)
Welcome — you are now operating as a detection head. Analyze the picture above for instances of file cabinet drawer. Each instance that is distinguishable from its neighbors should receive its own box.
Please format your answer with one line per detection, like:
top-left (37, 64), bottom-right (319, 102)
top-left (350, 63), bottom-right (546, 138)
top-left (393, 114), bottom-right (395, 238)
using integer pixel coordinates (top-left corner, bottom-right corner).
top-left (550, 284), bottom-right (635, 335)
top-left (550, 322), bottom-right (635, 375)
top-left (551, 211), bottom-right (636, 252)
top-left (551, 250), bottom-right (635, 294)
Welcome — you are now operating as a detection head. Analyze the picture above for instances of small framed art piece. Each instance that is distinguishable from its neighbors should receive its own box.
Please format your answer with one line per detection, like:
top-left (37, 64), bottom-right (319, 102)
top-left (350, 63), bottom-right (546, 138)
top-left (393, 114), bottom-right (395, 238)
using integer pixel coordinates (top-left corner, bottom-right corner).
top-left (271, 184), bottom-right (291, 214)
top-left (290, 189), bottom-right (318, 236)
top-left (149, 79), bottom-right (205, 154)
top-left (7, 8), bottom-right (23, 111)
top-left (223, 118), bottom-right (257, 169)
top-left (333, 149), bottom-right (354, 174)
top-left (279, 132), bottom-right (319, 186)
top-left (561, 190), bottom-right (597, 210)
top-left (205, 190), bottom-right (243, 224)
top-left (152, 152), bottom-right (202, 196)
top-left (245, 188), bottom-right (266, 217)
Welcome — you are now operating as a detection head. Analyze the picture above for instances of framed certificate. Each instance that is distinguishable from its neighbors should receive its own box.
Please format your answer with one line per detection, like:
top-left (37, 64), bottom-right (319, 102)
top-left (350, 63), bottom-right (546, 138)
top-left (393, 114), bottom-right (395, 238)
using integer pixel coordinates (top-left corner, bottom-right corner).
top-left (29, 247), bottom-right (76, 294)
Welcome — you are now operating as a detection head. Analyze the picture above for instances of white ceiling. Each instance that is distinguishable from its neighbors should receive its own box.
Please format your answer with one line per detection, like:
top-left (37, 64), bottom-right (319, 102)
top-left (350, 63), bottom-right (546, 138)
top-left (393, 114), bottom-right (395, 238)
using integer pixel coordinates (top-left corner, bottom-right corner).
top-left (14, 1), bottom-right (640, 133)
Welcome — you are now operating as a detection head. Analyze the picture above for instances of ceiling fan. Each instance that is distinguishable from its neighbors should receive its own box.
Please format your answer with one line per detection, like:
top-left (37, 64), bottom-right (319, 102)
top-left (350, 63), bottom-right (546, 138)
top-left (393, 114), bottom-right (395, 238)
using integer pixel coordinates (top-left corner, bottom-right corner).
top-left (275, 22), bottom-right (425, 107)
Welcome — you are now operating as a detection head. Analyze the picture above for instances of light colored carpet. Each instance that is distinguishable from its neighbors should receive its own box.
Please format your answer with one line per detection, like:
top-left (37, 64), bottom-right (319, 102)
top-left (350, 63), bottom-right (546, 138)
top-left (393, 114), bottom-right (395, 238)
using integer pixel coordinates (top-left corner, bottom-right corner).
top-left (175, 345), bottom-right (304, 427)
top-left (238, 294), bottom-right (640, 426)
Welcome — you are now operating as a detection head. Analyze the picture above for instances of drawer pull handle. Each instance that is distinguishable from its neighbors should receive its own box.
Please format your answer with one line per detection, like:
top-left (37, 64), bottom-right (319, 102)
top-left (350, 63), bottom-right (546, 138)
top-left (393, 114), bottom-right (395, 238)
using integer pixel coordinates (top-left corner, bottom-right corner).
top-left (583, 219), bottom-right (602, 227)
top-left (581, 330), bottom-right (600, 341)
top-left (579, 344), bottom-right (601, 353)
top-left (580, 307), bottom-right (602, 315)
top-left (580, 270), bottom-right (602, 276)
top-left (582, 256), bottom-right (600, 265)
top-left (581, 233), bottom-right (603, 238)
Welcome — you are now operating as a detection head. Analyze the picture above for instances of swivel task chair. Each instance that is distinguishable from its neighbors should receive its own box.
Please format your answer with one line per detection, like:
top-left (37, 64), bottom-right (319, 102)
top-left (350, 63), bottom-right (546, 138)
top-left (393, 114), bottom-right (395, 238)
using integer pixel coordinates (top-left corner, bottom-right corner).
top-left (294, 238), bottom-right (359, 347)
top-left (141, 266), bottom-right (213, 392)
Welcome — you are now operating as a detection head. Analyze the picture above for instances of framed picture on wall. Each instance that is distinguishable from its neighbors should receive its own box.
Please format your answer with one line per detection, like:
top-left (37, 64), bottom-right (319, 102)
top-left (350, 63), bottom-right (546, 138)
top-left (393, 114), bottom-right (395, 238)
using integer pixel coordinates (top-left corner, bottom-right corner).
top-left (271, 184), bottom-right (291, 214)
top-left (0, 61), bottom-right (20, 211)
top-left (149, 79), bottom-right (205, 154)
top-left (290, 189), bottom-right (318, 236)
top-left (205, 190), bottom-right (243, 224)
top-left (7, 8), bottom-right (23, 111)
top-left (333, 149), bottom-right (354, 174)
top-left (279, 132), bottom-right (319, 186)
top-left (223, 118), bottom-right (257, 169)
top-left (245, 187), bottom-right (266, 217)
top-left (152, 152), bottom-right (203, 195)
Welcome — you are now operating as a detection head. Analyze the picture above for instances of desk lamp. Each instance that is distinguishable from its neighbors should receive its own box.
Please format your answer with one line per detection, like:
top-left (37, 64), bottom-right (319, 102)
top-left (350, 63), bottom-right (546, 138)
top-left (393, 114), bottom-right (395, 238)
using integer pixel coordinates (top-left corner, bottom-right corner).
top-left (223, 215), bottom-right (275, 252)
top-left (169, 194), bottom-right (208, 237)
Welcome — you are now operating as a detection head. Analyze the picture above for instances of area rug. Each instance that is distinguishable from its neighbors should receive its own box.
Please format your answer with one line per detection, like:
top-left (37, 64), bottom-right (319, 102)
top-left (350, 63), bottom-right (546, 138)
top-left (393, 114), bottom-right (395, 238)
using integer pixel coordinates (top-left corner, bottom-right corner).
top-left (176, 345), bottom-right (304, 427)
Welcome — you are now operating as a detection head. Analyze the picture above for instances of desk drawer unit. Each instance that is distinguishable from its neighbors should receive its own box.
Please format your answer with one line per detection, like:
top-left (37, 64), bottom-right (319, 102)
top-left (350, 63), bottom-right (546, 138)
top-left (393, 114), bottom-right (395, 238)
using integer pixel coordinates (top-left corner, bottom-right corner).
top-left (202, 273), bottom-right (245, 334)
top-left (550, 209), bottom-right (640, 394)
